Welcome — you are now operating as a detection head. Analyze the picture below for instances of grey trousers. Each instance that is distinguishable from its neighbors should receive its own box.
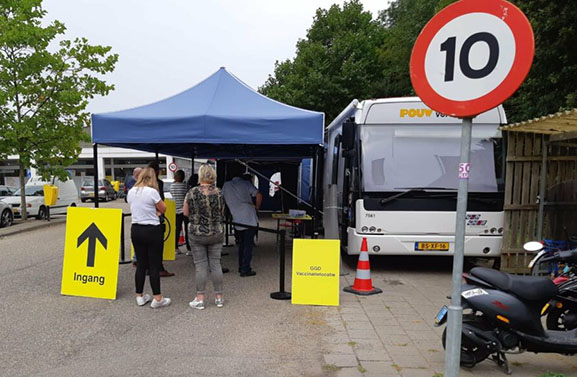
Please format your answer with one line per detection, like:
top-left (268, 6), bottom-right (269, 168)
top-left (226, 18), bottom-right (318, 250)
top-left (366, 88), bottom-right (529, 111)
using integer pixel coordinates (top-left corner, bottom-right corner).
top-left (190, 233), bottom-right (224, 295)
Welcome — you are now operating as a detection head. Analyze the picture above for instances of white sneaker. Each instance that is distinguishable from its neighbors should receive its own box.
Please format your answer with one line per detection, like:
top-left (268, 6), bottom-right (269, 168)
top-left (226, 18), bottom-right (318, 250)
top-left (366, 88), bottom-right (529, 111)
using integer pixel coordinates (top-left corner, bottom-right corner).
top-left (215, 297), bottom-right (224, 308)
top-left (189, 297), bottom-right (205, 310)
top-left (150, 297), bottom-right (171, 309)
top-left (136, 294), bottom-right (152, 306)
top-left (186, 250), bottom-right (192, 256)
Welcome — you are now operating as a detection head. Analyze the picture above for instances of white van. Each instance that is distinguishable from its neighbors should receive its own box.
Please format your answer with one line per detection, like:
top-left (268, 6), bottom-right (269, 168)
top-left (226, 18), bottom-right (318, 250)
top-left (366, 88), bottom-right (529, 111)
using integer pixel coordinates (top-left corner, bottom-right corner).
top-left (3, 177), bottom-right (79, 219)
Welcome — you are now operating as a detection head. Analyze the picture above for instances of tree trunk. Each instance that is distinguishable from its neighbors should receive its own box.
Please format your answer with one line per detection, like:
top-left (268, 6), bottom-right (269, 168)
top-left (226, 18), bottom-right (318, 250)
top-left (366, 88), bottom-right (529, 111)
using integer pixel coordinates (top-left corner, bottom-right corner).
top-left (19, 159), bottom-right (28, 221)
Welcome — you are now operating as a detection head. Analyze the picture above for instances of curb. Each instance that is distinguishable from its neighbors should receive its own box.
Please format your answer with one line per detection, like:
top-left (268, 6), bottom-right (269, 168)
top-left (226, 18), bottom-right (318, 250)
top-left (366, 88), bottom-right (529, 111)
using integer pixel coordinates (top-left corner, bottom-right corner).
top-left (0, 217), bottom-right (67, 238)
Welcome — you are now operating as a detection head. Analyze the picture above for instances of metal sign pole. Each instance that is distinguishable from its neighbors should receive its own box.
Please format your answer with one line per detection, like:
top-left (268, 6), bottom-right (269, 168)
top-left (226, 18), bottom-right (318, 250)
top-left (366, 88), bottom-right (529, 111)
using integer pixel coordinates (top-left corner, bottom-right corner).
top-left (445, 117), bottom-right (473, 377)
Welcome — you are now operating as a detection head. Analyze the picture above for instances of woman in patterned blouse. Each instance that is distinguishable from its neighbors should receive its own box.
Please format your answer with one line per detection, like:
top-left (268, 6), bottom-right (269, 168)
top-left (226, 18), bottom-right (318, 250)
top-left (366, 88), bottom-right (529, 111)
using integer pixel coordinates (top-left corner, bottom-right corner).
top-left (183, 164), bottom-right (225, 310)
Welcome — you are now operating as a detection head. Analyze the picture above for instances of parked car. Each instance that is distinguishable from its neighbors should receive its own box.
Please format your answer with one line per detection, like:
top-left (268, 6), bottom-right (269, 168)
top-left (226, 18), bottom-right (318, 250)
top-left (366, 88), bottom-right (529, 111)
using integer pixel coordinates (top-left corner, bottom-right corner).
top-left (2, 177), bottom-right (79, 219)
top-left (0, 185), bottom-right (16, 201)
top-left (80, 179), bottom-right (117, 202)
top-left (0, 201), bottom-right (14, 227)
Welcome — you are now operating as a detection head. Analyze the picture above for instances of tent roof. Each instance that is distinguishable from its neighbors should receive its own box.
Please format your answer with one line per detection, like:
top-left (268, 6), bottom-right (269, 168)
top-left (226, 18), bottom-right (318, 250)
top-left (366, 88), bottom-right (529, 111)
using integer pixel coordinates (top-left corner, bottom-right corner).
top-left (91, 68), bottom-right (324, 158)
top-left (500, 109), bottom-right (577, 141)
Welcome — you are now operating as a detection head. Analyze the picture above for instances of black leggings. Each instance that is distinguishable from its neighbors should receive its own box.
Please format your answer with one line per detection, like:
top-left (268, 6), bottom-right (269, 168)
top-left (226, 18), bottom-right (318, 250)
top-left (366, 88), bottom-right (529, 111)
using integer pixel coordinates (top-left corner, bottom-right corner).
top-left (175, 213), bottom-right (190, 250)
top-left (132, 224), bottom-right (163, 295)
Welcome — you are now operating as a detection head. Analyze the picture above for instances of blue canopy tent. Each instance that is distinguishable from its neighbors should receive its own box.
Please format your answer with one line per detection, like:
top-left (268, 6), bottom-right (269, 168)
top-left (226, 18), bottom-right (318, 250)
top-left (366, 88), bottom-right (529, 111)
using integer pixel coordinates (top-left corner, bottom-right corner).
top-left (92, 67), bottom-right (324, 159)
top-left (90, 67), bottom-right (324, 211)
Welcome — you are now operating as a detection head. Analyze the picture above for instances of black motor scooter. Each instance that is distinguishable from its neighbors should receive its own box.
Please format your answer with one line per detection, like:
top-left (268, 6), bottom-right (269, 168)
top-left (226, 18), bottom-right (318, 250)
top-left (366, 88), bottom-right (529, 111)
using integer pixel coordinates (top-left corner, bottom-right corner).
top-left (435, 264), bottom-right (577, 374)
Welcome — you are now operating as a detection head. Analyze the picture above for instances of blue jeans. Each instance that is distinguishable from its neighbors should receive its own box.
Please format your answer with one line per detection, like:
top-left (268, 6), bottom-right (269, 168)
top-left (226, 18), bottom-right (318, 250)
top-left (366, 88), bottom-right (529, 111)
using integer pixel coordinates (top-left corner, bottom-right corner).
top-left (236, 228), bottom-right (256, 274)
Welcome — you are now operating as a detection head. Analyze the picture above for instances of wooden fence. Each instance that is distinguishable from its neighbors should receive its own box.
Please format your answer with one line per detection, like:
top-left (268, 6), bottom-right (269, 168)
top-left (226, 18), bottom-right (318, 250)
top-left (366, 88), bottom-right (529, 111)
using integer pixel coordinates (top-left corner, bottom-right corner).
top-left (501, 132), bottom-right (577, 274)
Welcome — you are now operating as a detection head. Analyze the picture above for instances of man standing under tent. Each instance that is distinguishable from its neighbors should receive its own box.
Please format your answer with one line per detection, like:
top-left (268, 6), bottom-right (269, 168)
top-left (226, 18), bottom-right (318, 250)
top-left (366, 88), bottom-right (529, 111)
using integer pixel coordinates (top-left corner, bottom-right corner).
top-left (170, 170), bottom-right (190, 254)
top-left (222, 172), bottom-right (262, 277)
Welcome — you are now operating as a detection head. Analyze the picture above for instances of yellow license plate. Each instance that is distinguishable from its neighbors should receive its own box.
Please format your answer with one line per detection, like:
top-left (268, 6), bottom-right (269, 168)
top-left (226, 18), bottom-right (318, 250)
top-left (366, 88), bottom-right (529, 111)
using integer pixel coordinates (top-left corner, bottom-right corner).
top-left (89, 193), bottom-right (94, 197)
top-left (13, 208), bottom-right (19, 213)
top-left (415, 242), bottom-right (449, 251)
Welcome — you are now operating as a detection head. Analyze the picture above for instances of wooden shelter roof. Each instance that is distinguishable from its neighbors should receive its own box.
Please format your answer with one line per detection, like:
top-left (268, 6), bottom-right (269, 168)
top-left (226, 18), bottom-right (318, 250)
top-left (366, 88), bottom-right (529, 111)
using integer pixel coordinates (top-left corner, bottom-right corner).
top-left (500, 109), bottom-right (577, 141)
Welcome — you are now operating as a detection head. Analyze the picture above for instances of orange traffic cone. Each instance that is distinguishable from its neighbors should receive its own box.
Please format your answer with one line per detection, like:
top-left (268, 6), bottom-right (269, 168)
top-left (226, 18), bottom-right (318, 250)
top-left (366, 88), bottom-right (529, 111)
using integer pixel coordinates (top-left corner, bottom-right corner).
top-left (178, 223), bottom-right (185, 246)
top-left (343, 238), bottom-right (382, 295)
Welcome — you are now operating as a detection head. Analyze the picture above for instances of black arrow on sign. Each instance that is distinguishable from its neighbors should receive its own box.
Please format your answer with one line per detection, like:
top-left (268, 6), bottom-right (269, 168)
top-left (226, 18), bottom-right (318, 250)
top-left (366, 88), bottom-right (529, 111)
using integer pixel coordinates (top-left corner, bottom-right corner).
top-left (77, 223), bottom-right (108, 267)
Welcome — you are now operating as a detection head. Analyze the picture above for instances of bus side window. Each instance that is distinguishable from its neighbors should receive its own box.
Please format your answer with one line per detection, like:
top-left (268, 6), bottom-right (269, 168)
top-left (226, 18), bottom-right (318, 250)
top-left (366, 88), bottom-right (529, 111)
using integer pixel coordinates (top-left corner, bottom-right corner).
top-left (331, 135), bottom-right (341, 185)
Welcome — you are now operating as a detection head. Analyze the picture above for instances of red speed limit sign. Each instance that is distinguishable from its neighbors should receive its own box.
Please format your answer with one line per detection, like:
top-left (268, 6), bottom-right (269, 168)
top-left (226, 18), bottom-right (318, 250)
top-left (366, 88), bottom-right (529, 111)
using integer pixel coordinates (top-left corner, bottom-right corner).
top-left (410, 0), bottom-right (534, 117)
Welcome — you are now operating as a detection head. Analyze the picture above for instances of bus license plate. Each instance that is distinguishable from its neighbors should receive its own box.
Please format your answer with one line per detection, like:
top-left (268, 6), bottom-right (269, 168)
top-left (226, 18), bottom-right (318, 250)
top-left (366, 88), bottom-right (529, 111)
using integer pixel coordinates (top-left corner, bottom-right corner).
top-left (435, 305), bottom-right (448, 326)
top-left (415, 242), bottom-right (449, 251)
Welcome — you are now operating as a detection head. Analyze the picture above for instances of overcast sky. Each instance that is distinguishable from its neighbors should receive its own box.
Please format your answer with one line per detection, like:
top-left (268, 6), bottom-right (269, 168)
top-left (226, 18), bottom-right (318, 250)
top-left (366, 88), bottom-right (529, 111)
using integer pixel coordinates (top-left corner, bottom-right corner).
top-left (42, 0), bottom-right (393, 114)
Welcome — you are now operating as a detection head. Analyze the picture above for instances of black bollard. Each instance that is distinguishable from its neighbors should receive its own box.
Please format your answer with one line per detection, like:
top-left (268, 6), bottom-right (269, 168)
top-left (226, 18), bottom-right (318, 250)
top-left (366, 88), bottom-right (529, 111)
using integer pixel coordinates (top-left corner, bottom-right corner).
top-left (119, 214), bottom-right (131, 264)
top-left (270, 229), bottom-right (291, 300)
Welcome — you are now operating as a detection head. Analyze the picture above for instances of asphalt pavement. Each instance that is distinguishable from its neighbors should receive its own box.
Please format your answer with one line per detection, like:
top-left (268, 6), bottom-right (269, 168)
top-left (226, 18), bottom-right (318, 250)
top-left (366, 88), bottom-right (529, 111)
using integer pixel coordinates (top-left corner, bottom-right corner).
top-left (0, 201), bottom-right (329, 377)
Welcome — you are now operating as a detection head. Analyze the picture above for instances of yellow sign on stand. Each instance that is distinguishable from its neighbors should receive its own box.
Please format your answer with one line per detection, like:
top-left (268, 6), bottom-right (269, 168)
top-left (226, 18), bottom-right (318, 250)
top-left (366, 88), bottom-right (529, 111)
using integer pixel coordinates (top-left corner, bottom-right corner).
top-left (291, 239), bottom-right (340, 306)
top-left (61, 207), bottom-right (122, 300)
top-left (130, 198), bottom-right (176, 261)
top-left (163, 199), bottom-right (176, 261)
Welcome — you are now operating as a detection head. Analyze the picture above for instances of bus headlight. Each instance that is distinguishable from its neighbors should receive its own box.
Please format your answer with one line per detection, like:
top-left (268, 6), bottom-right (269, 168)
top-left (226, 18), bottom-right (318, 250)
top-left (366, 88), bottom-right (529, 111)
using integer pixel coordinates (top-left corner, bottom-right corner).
top-left (361, 226), bottom-right (368, 233)
top-left (369, 226), bottom-right (376, 233)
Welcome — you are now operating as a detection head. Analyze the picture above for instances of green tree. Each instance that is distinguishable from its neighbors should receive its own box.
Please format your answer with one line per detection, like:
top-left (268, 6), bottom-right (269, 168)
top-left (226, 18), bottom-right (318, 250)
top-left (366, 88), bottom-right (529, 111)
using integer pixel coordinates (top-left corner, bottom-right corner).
top-left (375, 0), bottom-right (438, 97)
top-left (505, 0), bottom-right (577, 122)
top-left (259, 0), bottom-right (387, 122)
top-left (0, 0), bottom-right (117, 220)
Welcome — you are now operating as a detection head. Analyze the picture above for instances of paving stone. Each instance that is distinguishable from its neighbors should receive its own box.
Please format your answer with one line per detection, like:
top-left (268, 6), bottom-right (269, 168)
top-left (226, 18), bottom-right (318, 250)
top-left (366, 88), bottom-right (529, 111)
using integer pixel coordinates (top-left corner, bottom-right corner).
top-left (342, 314), bottom-right (370, 322)
top-left (379, 334), bottom-right (411, 346)
top-left (351, 339), bottom-right (386, 351)
top-left (361, 361), bottom-right (401, 377)
top-left (355, 349), bottom-right (391, 361)
top-left (385, 345), bottom-right (422, 356)
top-left (334, 367), bottom-right (365, 377)
top-left (325, 342), bottom-right (357, 355)
top-left (374, 325), bottom-right (406, 336)
top-left (399, 367), bottom-right (437, 377)
top-left (366, 312), bottom-right (396, 322)
top-left (385, 302), bottom-right (413, 308)
top-left (390, 354), bottom-right (429, 369)
top-left (412, 340), bottom-right (443, 353)
top-left (326, 321), bottom-right (347, 331)
top-left (345, 321), bottom-right (375, 330)
top-left (405, 330), bottom-right (438, 341)
top-left (348, 329), bottom-right (380, 340)
top-left (323, 353), bottom-right (359, 368)
top-left (324, 333), bottom-right (353, 344)
top-left (421, 350), bottom-right (444, 363)
top-left (340, 307), bottom-right (366, 314)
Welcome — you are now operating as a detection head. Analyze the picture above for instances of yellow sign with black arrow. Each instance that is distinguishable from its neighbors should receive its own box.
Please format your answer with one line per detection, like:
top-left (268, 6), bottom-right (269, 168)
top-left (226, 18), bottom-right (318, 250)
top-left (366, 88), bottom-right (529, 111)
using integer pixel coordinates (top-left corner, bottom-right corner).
top-left (61, 207), bottom-right (122, 300)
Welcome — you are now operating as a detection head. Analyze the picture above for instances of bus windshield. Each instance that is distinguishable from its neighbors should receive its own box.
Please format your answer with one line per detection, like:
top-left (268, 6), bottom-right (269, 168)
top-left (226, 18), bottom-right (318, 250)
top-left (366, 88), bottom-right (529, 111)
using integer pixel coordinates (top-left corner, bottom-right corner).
top-left (360, 124), bottom-right (499, 193)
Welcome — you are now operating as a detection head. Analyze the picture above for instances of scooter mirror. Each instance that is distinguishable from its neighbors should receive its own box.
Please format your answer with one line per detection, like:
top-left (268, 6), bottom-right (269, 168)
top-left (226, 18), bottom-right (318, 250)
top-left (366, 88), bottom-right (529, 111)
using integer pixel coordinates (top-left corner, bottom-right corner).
top-left (523, 241), bottom-right (544, 252)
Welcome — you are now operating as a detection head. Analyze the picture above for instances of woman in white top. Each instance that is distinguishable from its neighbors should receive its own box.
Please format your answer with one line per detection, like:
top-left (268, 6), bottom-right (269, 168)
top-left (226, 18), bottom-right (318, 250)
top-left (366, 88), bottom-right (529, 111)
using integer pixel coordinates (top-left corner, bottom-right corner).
top-left (127, 167), bottom-right (171, 309)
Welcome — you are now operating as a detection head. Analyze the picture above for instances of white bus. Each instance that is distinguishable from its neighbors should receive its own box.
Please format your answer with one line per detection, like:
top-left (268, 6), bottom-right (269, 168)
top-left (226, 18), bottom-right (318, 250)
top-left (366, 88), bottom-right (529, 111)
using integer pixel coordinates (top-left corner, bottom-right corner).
top-left (323, 97), bottom-right (506, 261)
